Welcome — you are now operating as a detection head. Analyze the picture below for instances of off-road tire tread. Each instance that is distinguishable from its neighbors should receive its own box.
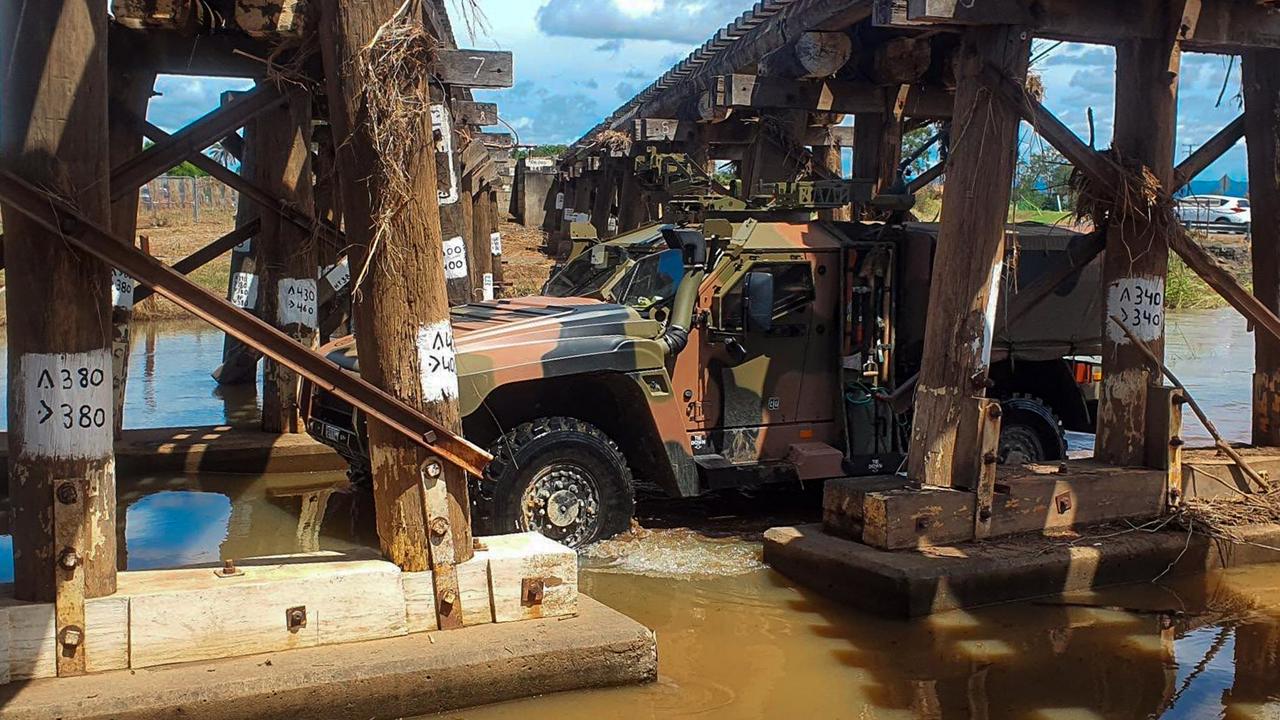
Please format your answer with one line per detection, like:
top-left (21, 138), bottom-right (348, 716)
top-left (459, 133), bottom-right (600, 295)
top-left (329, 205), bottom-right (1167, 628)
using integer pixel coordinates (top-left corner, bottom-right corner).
top-left (476, 417), bottom-right (635, 545)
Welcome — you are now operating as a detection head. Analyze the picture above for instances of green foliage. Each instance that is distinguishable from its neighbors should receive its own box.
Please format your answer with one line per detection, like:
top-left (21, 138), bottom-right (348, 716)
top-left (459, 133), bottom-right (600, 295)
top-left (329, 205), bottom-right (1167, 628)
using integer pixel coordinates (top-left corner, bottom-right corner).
top-left (1013, 148), bottom-right (1073, 211)
top-left (1166, 254), bottom-right (1231, 310)
top-left (901, 124), bottom-right (937, 178)
top-left (165, 161), bottom-right (207, 177)
top-left (514, 144), bottom-right (567, 161)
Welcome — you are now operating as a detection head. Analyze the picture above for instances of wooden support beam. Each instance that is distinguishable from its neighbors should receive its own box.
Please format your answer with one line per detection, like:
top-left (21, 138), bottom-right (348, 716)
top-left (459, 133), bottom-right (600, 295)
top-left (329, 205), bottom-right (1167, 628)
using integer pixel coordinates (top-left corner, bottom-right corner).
top-left (758, 30), bottom-right (853, 79)
top-left (434, 49), bottom-right (514, 89)
top-left (907, 160), bottom-right (944, 193)
top-left (435, 103), bottom-right (473, 307)
top-left (478, 132), bottom-right (514, 149)
top-left (1174, 115), bottom-right (1245, 192)
top-left (906, 26), bottom-right (1029, 488)
top-left (318, 0), bottom-right (475, 603)
top-left (109, 25), bottom-right (271, 77)
top-left (452, 100), bottom-right (498, 126)
top-left (214, 110), bottom-right (263, 387)
top-left (132, 222), bottom-right (261, 304)
top-left (712, 74), bottom-right (954, 119)
top-left (255, 95), bottom-right (317, 435)
top-left (1244, 50), bottom-right (1280, 445)
top-left (1096, 36), bottom-right (1182, 467)
top-left (107, 61), bottom-right (156, 440)
top-left (905, 0), bottom-right (1280, 53)
top-left (471, 187), bottom-right (495, 301)
top-left (110, 84), bottom-right (286, 200)
top-left (1, 0), bottom-right (118, 602)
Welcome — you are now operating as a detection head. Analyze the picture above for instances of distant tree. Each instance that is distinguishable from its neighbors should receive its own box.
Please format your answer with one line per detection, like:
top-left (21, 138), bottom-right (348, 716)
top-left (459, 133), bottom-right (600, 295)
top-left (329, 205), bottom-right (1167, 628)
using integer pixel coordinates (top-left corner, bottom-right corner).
top-left (514, 144), bottom-right (568, 161)
top-left (1013, 148), bottom-right (1072, 210)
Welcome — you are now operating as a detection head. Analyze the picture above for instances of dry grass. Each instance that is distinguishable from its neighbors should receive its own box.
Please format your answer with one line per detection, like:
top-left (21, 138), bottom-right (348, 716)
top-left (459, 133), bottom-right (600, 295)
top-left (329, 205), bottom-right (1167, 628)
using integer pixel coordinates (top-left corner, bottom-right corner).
top-left (498, 220), bottom-right (555, 296)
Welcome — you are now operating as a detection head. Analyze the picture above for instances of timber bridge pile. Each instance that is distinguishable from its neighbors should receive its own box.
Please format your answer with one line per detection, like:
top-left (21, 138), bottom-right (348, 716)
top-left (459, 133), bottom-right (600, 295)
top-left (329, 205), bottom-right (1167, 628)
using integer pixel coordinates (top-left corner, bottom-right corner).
top-left (543, 0), bottom-right (1280, 615)
top-left (0, 0), bottom-right (658, 717)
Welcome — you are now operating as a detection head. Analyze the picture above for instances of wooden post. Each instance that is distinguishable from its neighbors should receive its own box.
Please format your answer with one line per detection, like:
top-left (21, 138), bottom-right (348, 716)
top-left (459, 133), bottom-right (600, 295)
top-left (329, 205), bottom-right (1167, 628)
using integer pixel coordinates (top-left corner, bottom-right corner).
top-left (1, 0), bottom-right (118, 601)
top-left (471, 185), bottom-right (494, 301)
top-left (254, 95), bottom-right (317, 434)
top-left (487, 187), bottom-right (504, 296)
top-left (318, 0), bottom-right (474, 625)
top-left (436, 103), bottom-right (472, 307)
top-left (853, 111), bottom-right (902, 217)
top-left (905, 27), bottom-right (1030, 487)
top-left (618, 162), bottom-right (646, 232)
top-left (1244, 49), bottom-right (1280, 446)
top-left (313, 125), bottom-right (342, 269)
top-left (590, 162), bottom-right (616, 240)
top-left (1096, 36), bottom-right (1181, 466)
top-left (214, 94), bottom-right (262, 386)
top-left (107, 60), bottom-right (157, 439)
top-left (814, 119), bottom-right (851, 221)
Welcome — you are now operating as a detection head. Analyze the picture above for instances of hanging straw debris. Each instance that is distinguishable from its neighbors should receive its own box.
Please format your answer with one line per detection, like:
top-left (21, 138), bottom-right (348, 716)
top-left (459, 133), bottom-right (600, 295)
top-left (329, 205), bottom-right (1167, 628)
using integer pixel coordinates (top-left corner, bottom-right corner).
top-left (350, 0), bottom-right (438, 293)
top-left (596, 129), bottom-right (633, 156)
top-left (1068, 148), bottom-right (1174, 233)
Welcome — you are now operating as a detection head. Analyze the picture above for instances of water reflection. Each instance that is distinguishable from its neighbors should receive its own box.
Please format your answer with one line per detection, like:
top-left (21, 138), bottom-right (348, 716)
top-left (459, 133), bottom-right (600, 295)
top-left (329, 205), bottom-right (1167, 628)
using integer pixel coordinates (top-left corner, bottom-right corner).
top-left (0, 315), bottom-right (1269, 718)
top-left (0, 319), bottom-right (262, 431)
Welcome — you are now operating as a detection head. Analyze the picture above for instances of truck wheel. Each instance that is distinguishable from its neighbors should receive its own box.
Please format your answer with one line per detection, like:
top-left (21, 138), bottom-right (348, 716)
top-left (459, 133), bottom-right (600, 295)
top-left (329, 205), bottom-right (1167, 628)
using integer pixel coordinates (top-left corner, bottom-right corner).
top-left (998, 396), bottom-right (1066, 465)
top-left (480, 417), bottom-right (635, 549)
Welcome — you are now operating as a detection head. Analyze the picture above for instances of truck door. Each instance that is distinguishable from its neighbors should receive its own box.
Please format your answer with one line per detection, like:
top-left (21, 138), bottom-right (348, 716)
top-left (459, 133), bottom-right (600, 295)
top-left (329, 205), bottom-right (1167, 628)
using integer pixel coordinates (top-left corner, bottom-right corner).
top-left (701, 253), bottom-right (817, 462)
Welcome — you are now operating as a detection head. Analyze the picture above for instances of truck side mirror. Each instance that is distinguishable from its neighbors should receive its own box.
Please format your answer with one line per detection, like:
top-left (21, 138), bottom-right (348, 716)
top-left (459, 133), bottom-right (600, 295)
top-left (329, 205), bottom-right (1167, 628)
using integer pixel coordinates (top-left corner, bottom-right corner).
top-left (743, 271), bottom-right (774, 333)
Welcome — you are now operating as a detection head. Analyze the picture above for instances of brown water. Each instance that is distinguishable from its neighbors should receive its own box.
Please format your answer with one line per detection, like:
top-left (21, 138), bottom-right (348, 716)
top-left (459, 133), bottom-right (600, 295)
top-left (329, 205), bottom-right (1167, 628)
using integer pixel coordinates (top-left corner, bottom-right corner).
top-left (0, 311), bottom-right (1277, 718)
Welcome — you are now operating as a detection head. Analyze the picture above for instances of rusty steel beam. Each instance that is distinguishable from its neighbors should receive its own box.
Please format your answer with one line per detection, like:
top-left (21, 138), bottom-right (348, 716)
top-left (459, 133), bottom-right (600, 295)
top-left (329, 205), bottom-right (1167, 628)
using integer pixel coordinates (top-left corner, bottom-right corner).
top-left (0, 169), bottom-right (491, 477)
top-left (131, 220), bottom-right (261, 304)
top-left (110, 83), bottom-right (288, 200)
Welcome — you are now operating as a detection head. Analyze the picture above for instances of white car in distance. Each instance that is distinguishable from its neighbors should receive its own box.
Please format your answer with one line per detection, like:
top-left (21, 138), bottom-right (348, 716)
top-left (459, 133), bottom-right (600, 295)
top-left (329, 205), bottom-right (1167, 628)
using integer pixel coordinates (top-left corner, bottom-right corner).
top-left (1174, 195), bottom-right (1252, 232)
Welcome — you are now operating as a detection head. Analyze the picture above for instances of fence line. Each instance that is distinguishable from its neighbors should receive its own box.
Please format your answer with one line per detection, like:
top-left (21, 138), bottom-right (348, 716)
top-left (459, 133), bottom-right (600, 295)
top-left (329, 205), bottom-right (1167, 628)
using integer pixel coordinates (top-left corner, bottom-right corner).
top-left (140, 175), bottom-right (239, 219)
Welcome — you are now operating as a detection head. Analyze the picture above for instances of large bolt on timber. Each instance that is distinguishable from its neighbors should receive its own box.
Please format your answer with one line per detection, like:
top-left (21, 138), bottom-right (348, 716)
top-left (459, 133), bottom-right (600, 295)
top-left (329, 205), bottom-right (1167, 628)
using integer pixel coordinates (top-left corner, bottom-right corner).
top-left (987, 404), bottom-right (1003, 420)
top-left (429, 516), bottom-right (450, 538)
top-left (55, 482), bottom-right (79, 506)
top-left (439, 587), bottom-right (458, 608)
top-left (58, 548), bottom-right (80, 570)
top-left (60, 626), bottom-right (83, 648)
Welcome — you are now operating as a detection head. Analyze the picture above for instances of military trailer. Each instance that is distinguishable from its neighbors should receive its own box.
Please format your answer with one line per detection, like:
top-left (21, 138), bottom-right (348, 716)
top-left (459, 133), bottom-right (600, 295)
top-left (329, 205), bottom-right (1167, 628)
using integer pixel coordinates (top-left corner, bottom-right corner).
top-left (302, 211), bottom-right (1103, 549)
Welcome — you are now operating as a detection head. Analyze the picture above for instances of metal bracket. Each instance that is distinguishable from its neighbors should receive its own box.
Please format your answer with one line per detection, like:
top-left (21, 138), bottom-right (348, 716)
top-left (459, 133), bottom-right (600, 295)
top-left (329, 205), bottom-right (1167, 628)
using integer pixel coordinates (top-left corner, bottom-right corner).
top-left (521, 578), bottom-right (546, 608)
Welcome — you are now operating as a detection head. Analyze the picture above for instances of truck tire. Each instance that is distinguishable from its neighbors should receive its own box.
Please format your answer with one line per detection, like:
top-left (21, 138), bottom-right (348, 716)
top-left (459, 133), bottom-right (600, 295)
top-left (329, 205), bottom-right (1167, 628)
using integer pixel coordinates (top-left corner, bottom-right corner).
top-left (478, 417), bottom-right (635, 549)
top-left (999, 396), bottom-right (1066, 464)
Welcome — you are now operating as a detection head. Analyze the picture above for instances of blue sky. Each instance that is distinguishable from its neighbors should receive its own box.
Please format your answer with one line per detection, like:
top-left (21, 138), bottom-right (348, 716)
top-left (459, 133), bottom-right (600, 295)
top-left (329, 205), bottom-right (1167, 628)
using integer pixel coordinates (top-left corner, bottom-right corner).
top-left (149, 0), bottom-right (1250, 181)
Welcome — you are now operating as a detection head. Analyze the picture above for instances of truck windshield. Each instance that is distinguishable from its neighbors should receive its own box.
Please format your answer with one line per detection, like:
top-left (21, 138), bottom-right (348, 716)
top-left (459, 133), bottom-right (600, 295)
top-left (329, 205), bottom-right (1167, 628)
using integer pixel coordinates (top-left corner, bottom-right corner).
top-left (610, 249), bottom-right (685, 309)
top-left (542, 244), bottom-right (630, 297)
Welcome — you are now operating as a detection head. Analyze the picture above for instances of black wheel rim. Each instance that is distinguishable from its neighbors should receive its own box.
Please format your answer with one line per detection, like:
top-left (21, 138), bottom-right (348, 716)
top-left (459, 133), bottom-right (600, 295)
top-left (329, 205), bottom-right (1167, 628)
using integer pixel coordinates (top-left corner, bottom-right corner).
top-left (519, 462), bottom-right (603, 547)
top-left (1000, 426), bottom-right (1046, 465)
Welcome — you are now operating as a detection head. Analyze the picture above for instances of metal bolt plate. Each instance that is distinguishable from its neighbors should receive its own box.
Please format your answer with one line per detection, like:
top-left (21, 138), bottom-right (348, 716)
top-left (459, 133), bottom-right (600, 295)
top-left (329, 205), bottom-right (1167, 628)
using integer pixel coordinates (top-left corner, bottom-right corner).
top-left (521, 578), bottom-right (546, 607)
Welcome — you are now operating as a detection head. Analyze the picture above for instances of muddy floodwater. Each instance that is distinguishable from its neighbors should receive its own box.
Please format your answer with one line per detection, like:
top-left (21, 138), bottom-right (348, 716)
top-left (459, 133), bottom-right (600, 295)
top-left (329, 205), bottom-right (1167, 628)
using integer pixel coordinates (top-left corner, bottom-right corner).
top-left (0, 308), bottom-right (1275, 719)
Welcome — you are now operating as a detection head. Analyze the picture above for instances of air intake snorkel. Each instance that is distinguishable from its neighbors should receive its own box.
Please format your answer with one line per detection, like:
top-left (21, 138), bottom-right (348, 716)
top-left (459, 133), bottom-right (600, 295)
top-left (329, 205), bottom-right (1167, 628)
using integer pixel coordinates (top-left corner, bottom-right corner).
top-left (659, 226), bottom-right (712, 357)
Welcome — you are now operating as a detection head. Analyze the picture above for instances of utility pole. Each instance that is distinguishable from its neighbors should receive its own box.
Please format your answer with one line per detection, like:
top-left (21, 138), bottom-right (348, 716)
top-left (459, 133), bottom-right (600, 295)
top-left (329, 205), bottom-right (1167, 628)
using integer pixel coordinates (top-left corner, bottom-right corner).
top-left (1, 0), bottom-right (119, 610)
top-left (318, 0), bottom-right (474, 627)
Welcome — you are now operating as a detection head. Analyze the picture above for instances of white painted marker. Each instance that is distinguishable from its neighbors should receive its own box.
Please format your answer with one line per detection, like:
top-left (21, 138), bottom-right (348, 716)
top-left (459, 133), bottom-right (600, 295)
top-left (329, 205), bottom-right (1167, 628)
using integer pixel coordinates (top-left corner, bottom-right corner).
top-left (19, 350), bottom-right (113, 459)
top-left (1106, 276), bottom-right (1165, 344)
top-left (417, 321), bottom-right (460, 403)
top-left (431, 104), bottom-right (460, 205)
top-left (277, 278), bottom-right (318, 329)
top-left (490, 232), bottom-right (502, 256)
top-left (111, 269), bottom-right (135, 309)
top-left (230, 272), bottom-right (259, 310)
top-left (442, 236), bottom-right (468, 280)
top-left (482, 273), bottom-right (495, 301)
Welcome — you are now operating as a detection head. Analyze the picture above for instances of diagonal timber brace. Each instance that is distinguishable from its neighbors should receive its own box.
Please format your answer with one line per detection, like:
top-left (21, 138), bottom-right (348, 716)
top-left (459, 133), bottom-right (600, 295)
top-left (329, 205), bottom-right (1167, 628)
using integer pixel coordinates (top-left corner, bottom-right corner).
top-left (139, 120), bottom-right (345, 252)
top-left (0, 169), bottom-right (491, 477)
top-left (110, 83), bottom-right (289, 200)
top-left (1173, 114), bottom-right (1244, 192)
top-left (131, 220), bottom-right (261, 304)
top-left (986, 65), bottom-right (1280, 349)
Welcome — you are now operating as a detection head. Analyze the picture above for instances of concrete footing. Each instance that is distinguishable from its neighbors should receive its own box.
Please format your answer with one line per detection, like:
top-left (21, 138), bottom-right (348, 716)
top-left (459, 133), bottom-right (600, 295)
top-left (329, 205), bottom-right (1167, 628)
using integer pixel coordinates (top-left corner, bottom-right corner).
top-left (0, 596), bottom-right (656, 720)
top-left (764, 522), bottom-right (1280, 617)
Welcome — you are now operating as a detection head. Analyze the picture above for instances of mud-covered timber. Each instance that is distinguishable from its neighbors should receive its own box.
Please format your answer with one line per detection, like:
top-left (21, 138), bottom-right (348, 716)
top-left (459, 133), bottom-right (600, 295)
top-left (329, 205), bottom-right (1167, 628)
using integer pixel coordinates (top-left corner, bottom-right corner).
top-left (906, 26), bottom-right (1030, 487)
top-left (0, 0), bottom-right (119, 603)
top-left (317, 0), bottom-right (473, 629)
top-left (1244, 49), bottom-right (1280, 446)
top-left (1094, 35), bottom-right (1183, 467)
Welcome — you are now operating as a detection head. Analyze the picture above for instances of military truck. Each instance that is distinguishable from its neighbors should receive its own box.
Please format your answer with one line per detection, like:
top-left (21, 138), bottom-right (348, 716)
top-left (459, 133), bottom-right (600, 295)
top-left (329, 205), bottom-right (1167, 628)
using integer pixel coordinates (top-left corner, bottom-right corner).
top-left (302, 208), bottom-right (1103, 548)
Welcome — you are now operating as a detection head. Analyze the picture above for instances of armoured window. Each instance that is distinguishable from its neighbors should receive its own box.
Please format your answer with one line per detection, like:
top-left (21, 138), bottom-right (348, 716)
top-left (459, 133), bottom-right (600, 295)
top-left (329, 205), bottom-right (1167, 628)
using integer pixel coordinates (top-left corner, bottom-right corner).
top-left (721, 262), bottom-right (815, 330)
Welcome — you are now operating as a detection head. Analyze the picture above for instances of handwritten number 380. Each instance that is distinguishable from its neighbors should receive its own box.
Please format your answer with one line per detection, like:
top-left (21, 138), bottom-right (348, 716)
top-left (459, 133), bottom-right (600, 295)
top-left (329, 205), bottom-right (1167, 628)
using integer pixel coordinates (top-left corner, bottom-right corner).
top-left (60, 404), bottom-right (106, 429)
top-left (59, 368), bottom-right (105, 390)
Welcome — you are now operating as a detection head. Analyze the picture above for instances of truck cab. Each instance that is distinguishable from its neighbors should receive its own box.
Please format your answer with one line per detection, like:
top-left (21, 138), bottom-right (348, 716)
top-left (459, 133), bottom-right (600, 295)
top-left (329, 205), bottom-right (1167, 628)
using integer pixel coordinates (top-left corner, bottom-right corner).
top-left (302, 217), bottom-right (1102, 548)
